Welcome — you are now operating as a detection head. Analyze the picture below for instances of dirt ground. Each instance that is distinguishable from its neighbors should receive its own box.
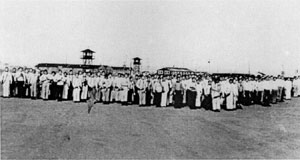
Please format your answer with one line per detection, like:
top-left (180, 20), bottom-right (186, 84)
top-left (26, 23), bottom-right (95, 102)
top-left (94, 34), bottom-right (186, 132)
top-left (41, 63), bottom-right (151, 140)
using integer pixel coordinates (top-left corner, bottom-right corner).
top-left (1, 97), bottom-right (300, 159)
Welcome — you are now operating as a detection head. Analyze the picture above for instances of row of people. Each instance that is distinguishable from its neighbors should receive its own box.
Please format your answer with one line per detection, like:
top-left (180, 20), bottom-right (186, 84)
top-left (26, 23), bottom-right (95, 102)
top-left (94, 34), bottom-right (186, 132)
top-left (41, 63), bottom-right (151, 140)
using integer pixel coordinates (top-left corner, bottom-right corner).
top-left (1, 67), bottom-right (300, 111)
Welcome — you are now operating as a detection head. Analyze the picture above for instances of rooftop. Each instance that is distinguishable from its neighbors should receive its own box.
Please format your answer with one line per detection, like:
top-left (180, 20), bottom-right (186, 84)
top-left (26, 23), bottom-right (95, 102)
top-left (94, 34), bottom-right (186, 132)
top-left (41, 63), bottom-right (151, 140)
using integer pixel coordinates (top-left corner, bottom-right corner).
top-left (81, 49), bottom-right (95, 53)
top-left (35, 63), bottom-right (132, 70)
top-left (159, 67), bottom-right (193, 72)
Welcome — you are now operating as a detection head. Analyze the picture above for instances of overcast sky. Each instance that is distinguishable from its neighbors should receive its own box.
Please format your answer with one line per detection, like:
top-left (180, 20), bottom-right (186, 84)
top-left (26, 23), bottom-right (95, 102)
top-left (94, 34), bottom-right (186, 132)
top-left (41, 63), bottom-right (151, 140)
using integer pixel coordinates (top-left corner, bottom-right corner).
top-left (1, 0), bottom-right (300, 75)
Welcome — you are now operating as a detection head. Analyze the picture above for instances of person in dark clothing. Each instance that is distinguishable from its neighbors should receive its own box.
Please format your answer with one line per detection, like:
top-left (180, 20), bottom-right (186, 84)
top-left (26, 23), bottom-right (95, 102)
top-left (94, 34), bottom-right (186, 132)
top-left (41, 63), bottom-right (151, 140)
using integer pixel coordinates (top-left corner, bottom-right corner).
top-left (55, 70), bottom-right (64, 101)
top-left (262, 77), bottom-right (272, 106)
top-left (173, 76), bottom-right (183, 108)
top-left (49, 71), bottom-right (57, 100)
top-left (187, 77), bottom-right (197, 109)
top-left (133, 78), bottom-right (140, 105)
top-left (202, 79), bottom-right (212, 110)
top-left (127, 77), bottom-right (134, 105)
top-left (145, 77), bottom-right (152, 106)
top-left (15, 67), bottom-right (26, 98)
top-left (68, 70), bottom-right (74, 100)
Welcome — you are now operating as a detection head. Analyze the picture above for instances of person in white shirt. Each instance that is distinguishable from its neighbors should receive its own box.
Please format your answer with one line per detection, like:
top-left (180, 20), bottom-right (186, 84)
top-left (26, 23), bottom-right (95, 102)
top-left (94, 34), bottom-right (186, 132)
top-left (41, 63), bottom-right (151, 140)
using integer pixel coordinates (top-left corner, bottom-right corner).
top-left (222, 78), bottom-right (230, 108)
top-left (103, 74), bottom-right (113, 104)
top-left (160, 76), bottom-right (170, 107)
top-left (233, 79), bottom-right (240, 108)
top-left (292, 76), bottom-right (299, 97)
top-left (62, 72), bottom-right (70, 100)
top-left (153, 76), bottom-right (163, 107)
top-left (100, 73), bottom-right (107, 103)
top-left (87, 73), bottom-right (99, 113)
top-left (117, 74), bottom-right (124, 102)
top-left (110, 74), bottom-right (120, 103)
top-left (81, 72), bottom-right (88, 102)
top-left (55, 70), bottom-right (65, 101)
top-left (195, 77), bottom-right (203, 108)
top-left (120, 73), bottom-right (130, 105)
top-left (24, 68), bottom-right (31, 98)
top-left (28, 69), bottom-right (39, 99)
top-left (296, 76), bottom-right (300, 97)
top-left (95, 72), bottom-right (103, 102)
top-left (169, 75), bottom-right (177, 106)
top-left (187, 77), bottom-right (197, 109)
top-left (72, 72), bottom-right (82, 102)
top-left (0, 67), bottom-right (12, 97)
top-left (276, 76), bottom-right (285, 102)
top-left (284, 78), bottom-right (292, 100)
top-left (181, 76), bottom-right (189, 105)
top-left (39, 70), bottom-right (50, 100)
top-left (136, 75), bottom-right (147, 106)
top-left (220, 77), bottom-right (227, 107)
top-left (225, 79), bottom-right (238, 110)
top-left (87, 73), bottom-right (97, 104)
top-left (165, 75), bottom-right (172, 106)
top-left (211, 78), bottom-right (221, 112)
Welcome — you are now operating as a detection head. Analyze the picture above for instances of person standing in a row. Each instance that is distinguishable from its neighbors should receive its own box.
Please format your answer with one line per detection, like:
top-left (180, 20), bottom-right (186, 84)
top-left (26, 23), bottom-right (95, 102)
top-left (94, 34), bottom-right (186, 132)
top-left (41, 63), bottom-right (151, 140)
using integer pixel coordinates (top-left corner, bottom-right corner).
top-left (0, 67), bottom-right (12, 98)
top-left (2, 67), bottom-right (299, 113)
top-left (211, 78), bottom-right (221, 112)
top-left (173, 76), bottom-right (184, 108)
top-left (153, 77), bottom-right (162, 107)
top-left (55, 70), bottom-right (64, 101)
top-left (40, 70), bottom-right (50, 100)
top-left (72, 73), bottom-right (81, 103)
top-left (28, 69), bottom-right (39, 99)
top-left (136, 75), bottom-right (147, 106)
top-left (15, 67), bottom-right (26, 98)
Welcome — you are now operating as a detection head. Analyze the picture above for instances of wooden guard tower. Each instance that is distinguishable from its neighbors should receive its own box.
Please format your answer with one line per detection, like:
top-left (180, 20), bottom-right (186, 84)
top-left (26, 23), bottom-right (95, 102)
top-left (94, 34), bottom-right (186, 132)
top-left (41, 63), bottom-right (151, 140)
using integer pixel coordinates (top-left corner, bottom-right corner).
top-left (81, 49), bottom-right (95, 65)
top-left (133, 57), bottom-right (142, 74)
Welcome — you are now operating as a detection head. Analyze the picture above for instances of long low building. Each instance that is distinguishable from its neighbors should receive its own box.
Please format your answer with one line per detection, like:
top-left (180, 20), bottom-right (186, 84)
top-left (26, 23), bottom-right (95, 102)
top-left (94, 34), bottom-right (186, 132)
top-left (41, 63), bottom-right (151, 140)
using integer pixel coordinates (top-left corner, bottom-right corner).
top-left (35, 63), bottom-right (132, 74)
top-left (212, 73), bottom-right (255, 78)
top-left (157, 67), bottom-right (194, 76)
top-left (157, 67), bottom-right (209, 76)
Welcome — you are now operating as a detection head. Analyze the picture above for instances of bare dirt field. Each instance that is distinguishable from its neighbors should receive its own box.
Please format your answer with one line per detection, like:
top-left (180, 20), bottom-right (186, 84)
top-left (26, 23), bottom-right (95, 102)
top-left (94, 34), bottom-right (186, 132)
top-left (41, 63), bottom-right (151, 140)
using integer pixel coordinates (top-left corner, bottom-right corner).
top-left (1, 97), bottom-right (300, 159)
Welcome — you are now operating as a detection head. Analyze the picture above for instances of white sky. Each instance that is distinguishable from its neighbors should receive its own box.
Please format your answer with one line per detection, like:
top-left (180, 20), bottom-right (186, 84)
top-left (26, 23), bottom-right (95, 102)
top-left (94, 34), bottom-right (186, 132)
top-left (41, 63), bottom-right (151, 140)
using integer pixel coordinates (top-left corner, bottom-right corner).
top-left (1, 0), bottom-right (300, 75)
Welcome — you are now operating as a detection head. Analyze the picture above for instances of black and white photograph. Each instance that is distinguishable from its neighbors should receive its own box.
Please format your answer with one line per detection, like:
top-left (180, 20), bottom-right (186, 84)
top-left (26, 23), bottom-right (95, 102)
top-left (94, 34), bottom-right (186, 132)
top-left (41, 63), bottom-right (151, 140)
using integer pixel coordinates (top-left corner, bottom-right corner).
top-left (1, 0), bottom-right (300, 159)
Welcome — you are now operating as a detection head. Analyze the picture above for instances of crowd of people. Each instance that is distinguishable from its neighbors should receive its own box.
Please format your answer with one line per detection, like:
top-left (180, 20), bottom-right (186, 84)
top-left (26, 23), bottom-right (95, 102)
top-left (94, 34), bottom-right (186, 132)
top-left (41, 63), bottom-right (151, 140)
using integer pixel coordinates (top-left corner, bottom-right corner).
top-left (1, 66), bottom-right (300, 112)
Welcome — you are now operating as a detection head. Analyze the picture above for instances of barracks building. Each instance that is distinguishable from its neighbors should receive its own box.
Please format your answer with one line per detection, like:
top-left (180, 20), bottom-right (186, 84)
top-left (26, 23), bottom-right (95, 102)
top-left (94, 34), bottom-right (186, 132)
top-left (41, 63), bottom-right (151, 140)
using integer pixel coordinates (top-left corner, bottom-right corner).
top-left (35, 49), bottom-right (139, 74)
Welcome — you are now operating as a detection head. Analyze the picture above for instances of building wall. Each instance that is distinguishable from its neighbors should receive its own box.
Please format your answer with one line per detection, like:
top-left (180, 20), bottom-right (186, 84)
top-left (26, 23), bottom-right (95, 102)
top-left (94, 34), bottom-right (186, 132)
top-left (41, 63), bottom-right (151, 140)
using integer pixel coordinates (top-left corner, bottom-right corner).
top-left (37, 66), bottom-right (130, 74)
top-left (157, 69), bottom-right (194, 76)
top-left (37, 66), bottom-right (83, 73)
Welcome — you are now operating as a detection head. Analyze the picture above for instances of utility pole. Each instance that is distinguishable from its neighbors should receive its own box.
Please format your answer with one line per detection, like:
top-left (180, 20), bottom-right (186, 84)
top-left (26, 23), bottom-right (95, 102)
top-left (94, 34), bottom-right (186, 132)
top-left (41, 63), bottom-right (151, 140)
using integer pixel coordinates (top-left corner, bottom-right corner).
top-left (208, 59), bottom-right (211, 73)
top-left (248, 61), bottom-right (250, 74)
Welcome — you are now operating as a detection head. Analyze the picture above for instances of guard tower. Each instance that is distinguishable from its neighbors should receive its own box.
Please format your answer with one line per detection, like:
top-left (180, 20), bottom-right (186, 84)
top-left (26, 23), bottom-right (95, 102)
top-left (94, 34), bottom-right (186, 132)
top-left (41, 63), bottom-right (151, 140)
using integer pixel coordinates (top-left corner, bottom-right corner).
top-left (133, 57), bottom-right (142, 74)
top-left (81, 49), bottom-right (95, 65)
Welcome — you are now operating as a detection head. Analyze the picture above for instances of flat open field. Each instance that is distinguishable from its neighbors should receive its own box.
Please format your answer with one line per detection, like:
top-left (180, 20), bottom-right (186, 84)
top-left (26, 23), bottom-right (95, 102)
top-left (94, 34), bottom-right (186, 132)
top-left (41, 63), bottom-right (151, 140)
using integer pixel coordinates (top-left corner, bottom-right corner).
top-left (1, 97), bottom-right (300, 159)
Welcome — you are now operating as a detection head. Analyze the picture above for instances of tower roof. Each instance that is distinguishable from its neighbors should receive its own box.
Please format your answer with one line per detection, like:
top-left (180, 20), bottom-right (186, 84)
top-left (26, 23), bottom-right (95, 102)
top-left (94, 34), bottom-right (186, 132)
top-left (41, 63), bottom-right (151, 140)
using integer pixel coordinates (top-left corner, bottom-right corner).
top-left (133, 57), bottom-right (141, 60)
top-left (81, 49), bottom-right (95, 53)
